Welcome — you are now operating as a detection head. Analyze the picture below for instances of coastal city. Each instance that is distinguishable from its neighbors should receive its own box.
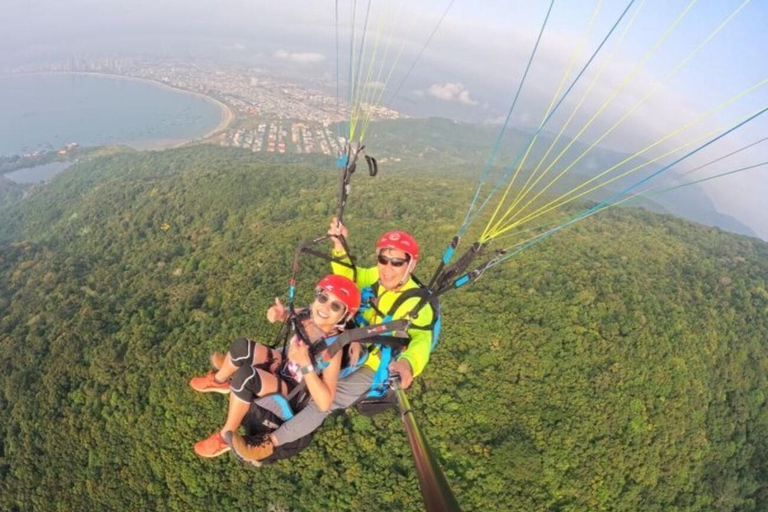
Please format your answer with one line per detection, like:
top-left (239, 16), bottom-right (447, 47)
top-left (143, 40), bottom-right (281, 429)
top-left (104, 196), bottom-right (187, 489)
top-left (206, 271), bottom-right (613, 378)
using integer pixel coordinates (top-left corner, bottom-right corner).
top-left (223, 122), bottom-right (340, 155)
top-left (7, 58), bottom-right (403, 157)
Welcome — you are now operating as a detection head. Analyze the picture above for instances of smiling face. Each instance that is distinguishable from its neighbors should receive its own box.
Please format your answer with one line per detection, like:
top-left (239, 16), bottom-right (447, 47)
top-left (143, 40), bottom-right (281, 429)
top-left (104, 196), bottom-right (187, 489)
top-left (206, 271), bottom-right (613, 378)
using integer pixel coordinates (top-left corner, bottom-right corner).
top-left (310, 289), bottom-right (348, 333)
top-left (377, 248), bottom-right (412, 291)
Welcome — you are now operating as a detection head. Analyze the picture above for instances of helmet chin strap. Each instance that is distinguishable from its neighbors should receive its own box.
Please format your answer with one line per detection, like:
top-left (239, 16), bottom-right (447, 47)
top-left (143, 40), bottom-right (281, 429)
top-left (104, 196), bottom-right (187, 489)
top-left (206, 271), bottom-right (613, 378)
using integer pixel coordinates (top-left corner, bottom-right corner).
top-left (338, 310), bottom-right (353, 327)
top-left (395, 260), bottom-right (416, 288)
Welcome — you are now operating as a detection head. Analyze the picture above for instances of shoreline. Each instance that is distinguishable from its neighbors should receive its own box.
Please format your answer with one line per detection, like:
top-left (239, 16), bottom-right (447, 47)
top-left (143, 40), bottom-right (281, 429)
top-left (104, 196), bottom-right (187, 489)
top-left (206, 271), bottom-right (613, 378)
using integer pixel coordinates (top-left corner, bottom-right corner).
top-left (4, 70), bottom-right (236, 151)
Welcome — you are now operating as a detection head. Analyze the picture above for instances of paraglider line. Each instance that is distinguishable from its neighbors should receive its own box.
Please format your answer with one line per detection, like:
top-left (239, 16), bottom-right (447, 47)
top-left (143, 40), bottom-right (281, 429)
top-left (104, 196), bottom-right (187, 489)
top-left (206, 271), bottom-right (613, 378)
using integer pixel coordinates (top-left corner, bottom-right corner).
top-left (489, 0), bottom-right (750, 236)
top-left (485, 104), bottom-right (768, 268)
top-left (679, 135), bottom-right (768, 178)
top-left (386, 0), bottom-right (456, 105)
top-left (489, 76), bottom-right (768, 237)
top-left (464, 0), bottom-right (636, 233)
top-left (459, 0), bottom-right (556, 235)
top-left (486, 0), bottom-right (701, 238)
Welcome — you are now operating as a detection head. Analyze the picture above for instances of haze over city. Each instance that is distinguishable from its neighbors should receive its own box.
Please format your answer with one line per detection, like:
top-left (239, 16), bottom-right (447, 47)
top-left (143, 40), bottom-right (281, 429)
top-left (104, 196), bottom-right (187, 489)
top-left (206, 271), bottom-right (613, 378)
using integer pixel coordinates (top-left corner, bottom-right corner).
top-left (2, 0), bottom-right (767, 237)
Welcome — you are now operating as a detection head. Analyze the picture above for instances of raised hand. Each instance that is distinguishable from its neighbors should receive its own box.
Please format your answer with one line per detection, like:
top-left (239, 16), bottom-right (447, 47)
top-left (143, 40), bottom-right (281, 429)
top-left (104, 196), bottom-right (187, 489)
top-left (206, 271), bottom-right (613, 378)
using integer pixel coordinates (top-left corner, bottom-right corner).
top-left (266, 297), bottom-right (287, 323)
top-left (327, 216), bottom-right (348, 251)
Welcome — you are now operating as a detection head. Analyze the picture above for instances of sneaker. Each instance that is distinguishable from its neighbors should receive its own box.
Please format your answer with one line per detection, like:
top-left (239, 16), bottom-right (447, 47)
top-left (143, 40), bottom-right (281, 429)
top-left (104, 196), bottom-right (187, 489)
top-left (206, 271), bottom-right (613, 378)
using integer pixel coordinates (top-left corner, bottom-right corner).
top-left (194, 431), bottom-right (231, 458)
top-left (228, 431), bottom-right (274, 465)
top-left (210, 352), bottom-right (226, 371)
top-left (189, 372), bottom-right (230, 394)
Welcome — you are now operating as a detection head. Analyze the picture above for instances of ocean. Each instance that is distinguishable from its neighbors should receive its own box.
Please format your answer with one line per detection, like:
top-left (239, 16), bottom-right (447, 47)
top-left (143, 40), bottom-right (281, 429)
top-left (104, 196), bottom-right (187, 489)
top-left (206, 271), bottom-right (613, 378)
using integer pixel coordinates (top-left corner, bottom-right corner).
top-left (0, 72), bottom-right (225, 159)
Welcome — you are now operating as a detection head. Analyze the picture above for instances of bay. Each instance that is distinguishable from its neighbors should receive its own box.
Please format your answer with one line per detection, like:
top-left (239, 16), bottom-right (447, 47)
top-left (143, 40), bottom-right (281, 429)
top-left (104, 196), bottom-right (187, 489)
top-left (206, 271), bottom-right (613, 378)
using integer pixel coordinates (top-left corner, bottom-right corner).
top-left (5, 161), bottom-right (72, 184)
top-left (0, 72), bottom-right (226, 158)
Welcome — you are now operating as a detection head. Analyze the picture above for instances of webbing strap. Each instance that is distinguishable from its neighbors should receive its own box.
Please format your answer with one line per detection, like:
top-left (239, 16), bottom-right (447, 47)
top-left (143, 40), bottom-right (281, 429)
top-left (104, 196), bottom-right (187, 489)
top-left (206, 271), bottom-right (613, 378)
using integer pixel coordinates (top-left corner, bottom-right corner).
top-left (286, 320), bottom-right (409, 403)
top-left (368, 322), bottom-right (394, 399)
top-left (301, 247), bottom-right (356, 270)
top-left (313, 319), bottom-right (410, 361)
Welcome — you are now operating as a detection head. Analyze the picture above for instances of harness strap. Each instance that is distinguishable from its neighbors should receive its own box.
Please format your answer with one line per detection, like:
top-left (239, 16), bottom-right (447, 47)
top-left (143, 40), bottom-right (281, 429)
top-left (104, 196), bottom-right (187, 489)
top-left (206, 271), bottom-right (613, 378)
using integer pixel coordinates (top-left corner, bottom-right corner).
top-left (300, 247), bottom-right (356, 270)
top-left (311, 319), bottom-right (410, 361)
top-left (362, 280), bottom-right (442, 398)
top-left (367, 314), bottom-right (396, 397)
top-left (285, 320), bottom-right (410, 403)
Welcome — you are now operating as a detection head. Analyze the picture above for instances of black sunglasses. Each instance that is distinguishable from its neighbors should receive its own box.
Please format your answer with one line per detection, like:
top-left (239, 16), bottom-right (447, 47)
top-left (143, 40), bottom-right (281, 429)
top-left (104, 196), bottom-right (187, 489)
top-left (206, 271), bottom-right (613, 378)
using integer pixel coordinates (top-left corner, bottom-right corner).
top-left (315, 290), bottom-right (347, 314)
top-left (377, 254), bottom-right (410, 267)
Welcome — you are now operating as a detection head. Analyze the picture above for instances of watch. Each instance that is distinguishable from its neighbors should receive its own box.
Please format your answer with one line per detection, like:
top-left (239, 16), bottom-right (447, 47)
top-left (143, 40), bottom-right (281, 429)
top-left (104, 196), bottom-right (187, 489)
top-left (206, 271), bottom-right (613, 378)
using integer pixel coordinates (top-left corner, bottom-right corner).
top-left (300, 364), bottom-right (315, 375)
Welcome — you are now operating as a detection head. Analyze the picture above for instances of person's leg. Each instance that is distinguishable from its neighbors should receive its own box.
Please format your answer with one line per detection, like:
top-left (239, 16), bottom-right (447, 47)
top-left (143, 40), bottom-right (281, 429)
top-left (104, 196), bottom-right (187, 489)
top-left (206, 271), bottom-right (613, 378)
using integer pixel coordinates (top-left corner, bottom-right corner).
top-left (190, 338), bottom-right (257, 393)
top-left (252, 343), bottom-right (283, 373)
top-left (229, 367), bottom-right (375, 463)
top-left (222, 367), bottom-right (284, 433)
top-left (215, 338), bottom-right (257, 381)
top-left (195, 364), bottom-right (275, 457)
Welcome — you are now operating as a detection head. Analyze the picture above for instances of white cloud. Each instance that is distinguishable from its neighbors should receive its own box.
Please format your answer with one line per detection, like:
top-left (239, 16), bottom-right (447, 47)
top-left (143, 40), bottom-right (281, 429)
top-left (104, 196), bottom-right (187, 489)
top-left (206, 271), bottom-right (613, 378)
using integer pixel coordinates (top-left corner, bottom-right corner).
top-left (274, 50), bottom-right (325, 64)
top-left (427, 82), bottom-right (479, 106)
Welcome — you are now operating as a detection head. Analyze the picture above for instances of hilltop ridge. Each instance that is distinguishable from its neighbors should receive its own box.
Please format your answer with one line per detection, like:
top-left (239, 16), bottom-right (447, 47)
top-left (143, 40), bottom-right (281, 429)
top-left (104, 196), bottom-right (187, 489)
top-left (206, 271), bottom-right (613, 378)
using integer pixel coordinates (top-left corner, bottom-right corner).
top-left (1, 146), bottom-right (767, 511)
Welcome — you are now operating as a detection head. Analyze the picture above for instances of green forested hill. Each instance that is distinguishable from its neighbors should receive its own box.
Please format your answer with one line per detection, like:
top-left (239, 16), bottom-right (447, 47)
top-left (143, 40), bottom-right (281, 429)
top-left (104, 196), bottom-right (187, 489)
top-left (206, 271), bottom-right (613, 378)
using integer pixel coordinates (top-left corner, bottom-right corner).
top-left (0, 176), bottom-right (26, 209)
top-left (1, 145), bottom-right (768, 512)
top-left (362, 118), bottom-right (756, 238)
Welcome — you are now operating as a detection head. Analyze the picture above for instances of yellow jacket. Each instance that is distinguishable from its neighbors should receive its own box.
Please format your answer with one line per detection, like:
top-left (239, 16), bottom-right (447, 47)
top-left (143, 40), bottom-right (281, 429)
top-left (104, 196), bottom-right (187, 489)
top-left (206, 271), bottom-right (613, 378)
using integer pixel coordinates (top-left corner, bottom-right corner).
top-left (331, 249), bottom-right (435, 377)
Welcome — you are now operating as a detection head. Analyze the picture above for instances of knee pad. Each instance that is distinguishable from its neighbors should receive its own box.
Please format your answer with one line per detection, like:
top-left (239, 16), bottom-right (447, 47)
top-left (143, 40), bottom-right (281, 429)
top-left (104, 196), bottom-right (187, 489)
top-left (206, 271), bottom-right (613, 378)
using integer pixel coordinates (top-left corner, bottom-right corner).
top-left (231, 365), bottom-right (262, 402)
top-left (229, 338), bottom-right (255, 366)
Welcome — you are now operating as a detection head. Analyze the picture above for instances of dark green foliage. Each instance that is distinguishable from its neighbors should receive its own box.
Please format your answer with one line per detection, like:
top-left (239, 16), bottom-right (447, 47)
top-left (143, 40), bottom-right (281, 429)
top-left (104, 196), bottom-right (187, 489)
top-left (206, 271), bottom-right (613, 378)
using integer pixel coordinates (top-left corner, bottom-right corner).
top-left (1, 145), bottom-right (767, 511)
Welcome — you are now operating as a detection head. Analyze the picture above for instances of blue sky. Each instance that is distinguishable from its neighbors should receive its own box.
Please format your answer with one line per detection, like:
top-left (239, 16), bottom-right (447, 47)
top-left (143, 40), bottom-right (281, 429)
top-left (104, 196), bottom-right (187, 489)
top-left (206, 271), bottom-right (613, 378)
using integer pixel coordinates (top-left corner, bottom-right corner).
top-left (2, 0), bottom-right (767, 238)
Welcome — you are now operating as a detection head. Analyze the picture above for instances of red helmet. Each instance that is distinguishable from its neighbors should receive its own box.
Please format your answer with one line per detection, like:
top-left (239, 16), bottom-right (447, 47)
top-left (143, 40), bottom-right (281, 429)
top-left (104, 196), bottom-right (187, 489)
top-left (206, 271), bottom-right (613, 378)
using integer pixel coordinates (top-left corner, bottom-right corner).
top-left (376, 230), bottom-right (420, 261)
top-left (316, 274), bottom-right (361, 315)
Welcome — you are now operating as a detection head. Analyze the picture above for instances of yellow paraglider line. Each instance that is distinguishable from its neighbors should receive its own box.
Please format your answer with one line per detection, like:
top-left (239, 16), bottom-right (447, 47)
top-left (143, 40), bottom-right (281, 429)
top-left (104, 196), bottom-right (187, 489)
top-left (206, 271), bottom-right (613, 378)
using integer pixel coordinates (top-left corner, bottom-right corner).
top-left (492, 153), bottom-right (768, 251)
top-left (356, 0), bottom-right (396, 140)
top-left (360, 0), bottom-right (410, 142)
top-left (488, 76), bottom-right (768, 238)
top-left (499, 0), bottom-right (646, 226)
top-left (348, 0), bottom-right (374, 142)
top-left (464, 0), bottom-right (638, 235)
top-left (346, 0), bottom-right (358, 141)
top-left (480, 0), bottom-right (605, 242)
top-left (485, 0), bottom-right (700, 239)
top-left (496, 158), bottom-right (768, 254)
top-left (486, 0), bottom-right (753, 239)
top-left (481, 103), bottom-right (768, 269)
top-left (351, 0), bottom-right (384, 142)
top-left (359, 20), bottom-right (411, 141)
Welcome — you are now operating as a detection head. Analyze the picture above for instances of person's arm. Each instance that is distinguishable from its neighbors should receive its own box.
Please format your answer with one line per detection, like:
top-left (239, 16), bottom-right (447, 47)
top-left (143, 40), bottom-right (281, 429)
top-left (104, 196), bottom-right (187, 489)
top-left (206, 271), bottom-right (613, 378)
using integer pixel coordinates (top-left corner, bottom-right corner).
top-left (399, 323), bottom-right (433, 378)
top-left (327, 217), bottom-right (379, 287)
top-left (301, 351), bottom-right (343, 412)
top-left (287, 339), bottom-right (343, 412)
top-left (389, 303), bottom-right (434, 388)
top-left (331, 248), bottom-right (379, 287)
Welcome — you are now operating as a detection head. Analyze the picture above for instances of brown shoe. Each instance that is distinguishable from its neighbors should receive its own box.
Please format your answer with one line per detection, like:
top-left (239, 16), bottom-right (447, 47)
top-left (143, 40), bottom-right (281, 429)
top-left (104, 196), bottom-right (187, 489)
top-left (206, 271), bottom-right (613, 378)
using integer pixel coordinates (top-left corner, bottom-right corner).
top-left (194, 431), bottom-right (231, 458)
top-left (210, 352), bottom-right (226, 371)
top-left (227, 431), bottom-right (274, 465)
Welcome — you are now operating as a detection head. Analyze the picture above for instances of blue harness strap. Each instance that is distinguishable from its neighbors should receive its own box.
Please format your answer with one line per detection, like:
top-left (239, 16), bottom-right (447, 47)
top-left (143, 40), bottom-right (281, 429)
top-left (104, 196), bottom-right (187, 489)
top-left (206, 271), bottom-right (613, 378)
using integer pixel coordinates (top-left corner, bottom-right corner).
top-left (354, 285), bottom-right (376, 327)
top-left (431, 315), bottom-right (442, 351)
top-left (367, 314), bottom-right (395, 398)
top-left (361, 281), bottom-right (442, 398)
top-left (255, 394), bottom-right (295, 421)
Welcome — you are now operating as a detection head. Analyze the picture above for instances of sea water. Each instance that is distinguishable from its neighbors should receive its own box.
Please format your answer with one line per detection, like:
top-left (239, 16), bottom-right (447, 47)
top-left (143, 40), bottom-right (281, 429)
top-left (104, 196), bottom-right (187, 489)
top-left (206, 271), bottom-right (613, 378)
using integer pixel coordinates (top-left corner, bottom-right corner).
top-left (0, 72), bottom-right (225, 161)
